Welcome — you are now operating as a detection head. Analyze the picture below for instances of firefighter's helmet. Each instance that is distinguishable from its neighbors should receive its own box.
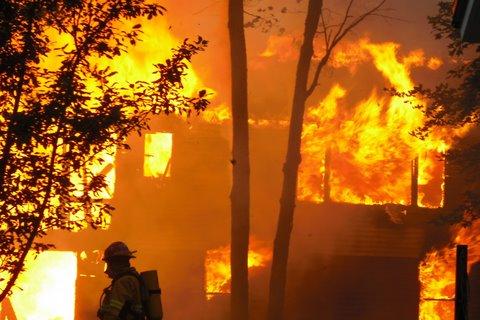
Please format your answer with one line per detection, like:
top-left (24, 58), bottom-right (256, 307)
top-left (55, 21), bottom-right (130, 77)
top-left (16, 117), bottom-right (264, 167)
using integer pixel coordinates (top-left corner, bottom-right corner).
top-left (102, 241), bottom-right (136, 261)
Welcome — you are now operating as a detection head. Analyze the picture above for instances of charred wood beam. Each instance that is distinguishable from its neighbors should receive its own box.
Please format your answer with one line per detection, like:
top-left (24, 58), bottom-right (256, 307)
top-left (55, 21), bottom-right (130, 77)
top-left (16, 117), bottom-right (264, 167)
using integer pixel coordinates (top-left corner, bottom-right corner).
top-left (411, 157), bottom-right (419, 207)
top-left (323, 147), bottom-right (331, 202)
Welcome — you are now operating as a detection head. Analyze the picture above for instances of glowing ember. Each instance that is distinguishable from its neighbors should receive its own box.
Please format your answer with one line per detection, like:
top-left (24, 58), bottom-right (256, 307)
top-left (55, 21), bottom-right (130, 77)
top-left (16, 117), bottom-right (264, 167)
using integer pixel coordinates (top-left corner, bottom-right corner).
top-left (205, 244), bottom-right (272, 300)
top-left (419, 221), bottom-right (480, 320)
top-left (5, 251), bottom-right (77, 320)
top-left (201, 103), bottom-right (232, 124)
top-left (260, 34), bottom-right (299, 62)
top-left (297, 38), bottom-right (455, 208)
top-left (144, 132), bottom-right (173, 178)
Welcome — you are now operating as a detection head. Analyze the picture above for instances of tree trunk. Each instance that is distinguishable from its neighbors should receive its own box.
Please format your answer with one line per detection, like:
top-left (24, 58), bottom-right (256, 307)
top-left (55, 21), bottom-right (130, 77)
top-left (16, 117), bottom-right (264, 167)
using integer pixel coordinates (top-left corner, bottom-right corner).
top-left (267, 1), bottom-right (322, 319)
top-left (228, 1), bottom-right (250, 320)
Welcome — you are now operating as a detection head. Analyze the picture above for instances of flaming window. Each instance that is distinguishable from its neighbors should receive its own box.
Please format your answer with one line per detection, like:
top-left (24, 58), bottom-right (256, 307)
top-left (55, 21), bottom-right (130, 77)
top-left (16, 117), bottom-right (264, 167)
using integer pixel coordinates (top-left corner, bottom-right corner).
top-left (5, 251), bottom-right (77, 319)
top-left (144, 132), bottom-right (173, 178)
top-left (296, 38), bottom-right (454, 209)
top-left (89, 147), bottom-right (116, 200)
top-left (205, 244), bottom-right (271, 300)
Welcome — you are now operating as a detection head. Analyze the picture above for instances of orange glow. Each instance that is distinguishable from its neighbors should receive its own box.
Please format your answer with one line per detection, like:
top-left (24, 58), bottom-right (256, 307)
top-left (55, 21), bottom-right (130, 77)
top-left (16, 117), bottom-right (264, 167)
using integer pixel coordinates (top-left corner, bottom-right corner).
top-left (89, 146), bottom-right (117, 200)
top-left (42, 17), bottom-right (228, 124)
top-left (419, 221), bottom-right (480, 320)
top-left (298, 38), bottom-right (454, 208)
top-left (199, 103), bottom-right (291, 128)
top-left (419, 247), bottom-right (456, 320)
top-left (144, 132), bottom-right (173, 178)
top-left (205, 244), bottom-right (272, 300)
top-left (260, 34), bottom-right (299, 62)
top-left (67, 146), bottom-right (116, 231)
top-left (71, 147), bottom-right (117, 199)
top-left (427, 57), bottom-right (444, 70)
top-left (6, 251), bottom-right (77, 320)
top-left (201, 103), bottom-right (232, 124)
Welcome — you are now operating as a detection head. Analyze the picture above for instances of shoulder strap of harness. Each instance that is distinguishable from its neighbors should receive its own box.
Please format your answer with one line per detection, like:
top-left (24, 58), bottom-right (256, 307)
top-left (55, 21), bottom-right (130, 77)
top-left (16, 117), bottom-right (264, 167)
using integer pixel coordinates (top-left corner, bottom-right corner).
top-left (112, 270), bottom-right (146, 320)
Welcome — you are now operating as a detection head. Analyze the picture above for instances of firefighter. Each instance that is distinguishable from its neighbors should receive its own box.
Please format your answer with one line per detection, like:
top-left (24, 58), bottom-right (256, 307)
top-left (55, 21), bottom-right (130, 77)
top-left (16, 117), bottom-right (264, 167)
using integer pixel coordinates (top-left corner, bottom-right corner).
top-left (97, 241), bottom-right (144, 320)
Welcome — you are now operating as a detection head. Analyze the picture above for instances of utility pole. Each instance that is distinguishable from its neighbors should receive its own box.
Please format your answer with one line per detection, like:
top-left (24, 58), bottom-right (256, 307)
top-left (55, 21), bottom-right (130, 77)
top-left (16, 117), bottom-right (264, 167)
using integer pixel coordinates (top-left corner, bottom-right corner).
top-left (452, 0), bottom-right (480, 43)
top-left (455, 244), bottom-right (469, 320)
top-left (411, 157), bottom-right (419, 207)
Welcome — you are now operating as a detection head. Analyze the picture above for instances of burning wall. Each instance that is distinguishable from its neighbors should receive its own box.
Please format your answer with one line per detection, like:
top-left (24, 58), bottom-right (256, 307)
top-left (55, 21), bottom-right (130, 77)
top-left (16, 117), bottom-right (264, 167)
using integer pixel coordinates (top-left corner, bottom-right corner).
top-left (1, 251), bottom-right (77, 320)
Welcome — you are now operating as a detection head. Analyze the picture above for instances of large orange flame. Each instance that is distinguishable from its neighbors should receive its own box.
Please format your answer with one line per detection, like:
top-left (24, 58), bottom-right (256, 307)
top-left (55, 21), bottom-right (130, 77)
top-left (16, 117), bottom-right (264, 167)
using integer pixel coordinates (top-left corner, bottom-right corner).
top-left (298, 38), bottom-right (457, 208)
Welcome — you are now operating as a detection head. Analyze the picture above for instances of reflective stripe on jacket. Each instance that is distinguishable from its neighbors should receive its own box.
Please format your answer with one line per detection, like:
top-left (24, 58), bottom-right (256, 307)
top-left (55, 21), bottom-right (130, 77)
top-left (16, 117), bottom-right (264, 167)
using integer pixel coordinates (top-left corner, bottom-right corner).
top-left (99, 273), bottom-right (143, 320)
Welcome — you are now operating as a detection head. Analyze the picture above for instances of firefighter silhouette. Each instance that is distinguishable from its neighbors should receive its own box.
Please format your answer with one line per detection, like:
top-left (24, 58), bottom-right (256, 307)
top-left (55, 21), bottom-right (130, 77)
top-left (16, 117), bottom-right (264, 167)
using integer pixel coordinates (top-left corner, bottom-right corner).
top-left (97, 241), bottom-right (144, 320)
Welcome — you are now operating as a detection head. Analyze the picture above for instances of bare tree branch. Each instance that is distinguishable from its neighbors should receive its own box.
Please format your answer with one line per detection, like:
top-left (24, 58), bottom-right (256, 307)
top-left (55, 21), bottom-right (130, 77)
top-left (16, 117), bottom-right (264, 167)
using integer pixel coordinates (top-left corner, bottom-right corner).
top-left (370, 13), bottom-right (411, 23)
top-left (331, 0), bottom-right (355, 45)
top-left (319, 12), bottom-right (333, 48)
top-left (306, 0), bottom-right (387, 96)
top-left (192, 0), bottom-right (221, 15)
top-left (332, 0), bottom-right (387, 49)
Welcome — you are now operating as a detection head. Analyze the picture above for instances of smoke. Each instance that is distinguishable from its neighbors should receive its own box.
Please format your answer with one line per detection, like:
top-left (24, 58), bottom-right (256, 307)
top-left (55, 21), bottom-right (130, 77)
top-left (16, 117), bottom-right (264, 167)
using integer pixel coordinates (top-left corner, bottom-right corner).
top-left (19, 0), bottom-right (472, 319)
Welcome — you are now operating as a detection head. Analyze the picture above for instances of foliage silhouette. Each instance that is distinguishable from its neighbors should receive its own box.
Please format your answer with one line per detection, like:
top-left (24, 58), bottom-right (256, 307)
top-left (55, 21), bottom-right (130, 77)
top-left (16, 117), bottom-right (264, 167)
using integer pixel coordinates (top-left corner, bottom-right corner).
top-left (391, 1), bottom-right (480, 223)
top-left (0, 0), bottom-right (208, 301)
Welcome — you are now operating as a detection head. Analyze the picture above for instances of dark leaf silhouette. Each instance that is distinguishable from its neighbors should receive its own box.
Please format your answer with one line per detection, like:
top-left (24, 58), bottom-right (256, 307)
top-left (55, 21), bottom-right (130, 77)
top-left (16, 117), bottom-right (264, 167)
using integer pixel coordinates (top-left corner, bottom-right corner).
top-left (0, 0), bottom-right (209, 301)
top-left (390, 1), bottom-right (480, 223)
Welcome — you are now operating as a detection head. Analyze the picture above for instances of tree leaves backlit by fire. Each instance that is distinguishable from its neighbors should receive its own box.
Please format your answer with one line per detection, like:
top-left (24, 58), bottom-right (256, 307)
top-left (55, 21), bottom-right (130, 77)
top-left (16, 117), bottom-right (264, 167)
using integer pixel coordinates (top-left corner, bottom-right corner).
top-left (0, 0), bottom-right (209, 301)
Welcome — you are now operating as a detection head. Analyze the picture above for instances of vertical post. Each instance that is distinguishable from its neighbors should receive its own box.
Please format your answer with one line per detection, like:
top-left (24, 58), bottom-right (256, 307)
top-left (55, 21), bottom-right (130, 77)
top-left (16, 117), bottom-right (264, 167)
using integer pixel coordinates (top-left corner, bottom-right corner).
top-left (323, 147), bottom-right (331, 202)
top-left (411, 157), bottom-right (419, 207)
top-left (443, 154), bottom-right (458, 210)
top-left (455, 244), bottom-right (469, 320)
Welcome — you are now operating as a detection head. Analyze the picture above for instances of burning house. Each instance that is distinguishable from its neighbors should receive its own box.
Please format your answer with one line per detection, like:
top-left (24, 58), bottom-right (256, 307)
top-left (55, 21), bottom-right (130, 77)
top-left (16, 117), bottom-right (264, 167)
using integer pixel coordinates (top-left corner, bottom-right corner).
top-left (1, 1), bottom-right (478, 320)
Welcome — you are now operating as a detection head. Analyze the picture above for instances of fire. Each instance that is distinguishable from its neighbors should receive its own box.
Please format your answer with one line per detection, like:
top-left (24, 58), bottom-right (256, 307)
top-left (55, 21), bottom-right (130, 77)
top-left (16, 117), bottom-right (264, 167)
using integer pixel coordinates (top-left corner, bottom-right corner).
top-left (298, 38), bottom-right (454, 208)
top-left (43, 14), bottom-right (237, 230)
top-left (419, 221), bottom-right (480, 319)
top-left (260, 34), bottom-right (299, 62)
top-left (199, 103), bottom-right (291, 128)
top-left (201, 103), bottom-right (232, 124)
top-left (144, 132), bottom-right (173, 178)
top-left (42, 14), bottom-right (227, 120)
top-left (205, 244), bottom-right (272, 300)
top-left (70, 146), bottom-right (117, 200)
top-left (3, 251), bottom-right (77, 320)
